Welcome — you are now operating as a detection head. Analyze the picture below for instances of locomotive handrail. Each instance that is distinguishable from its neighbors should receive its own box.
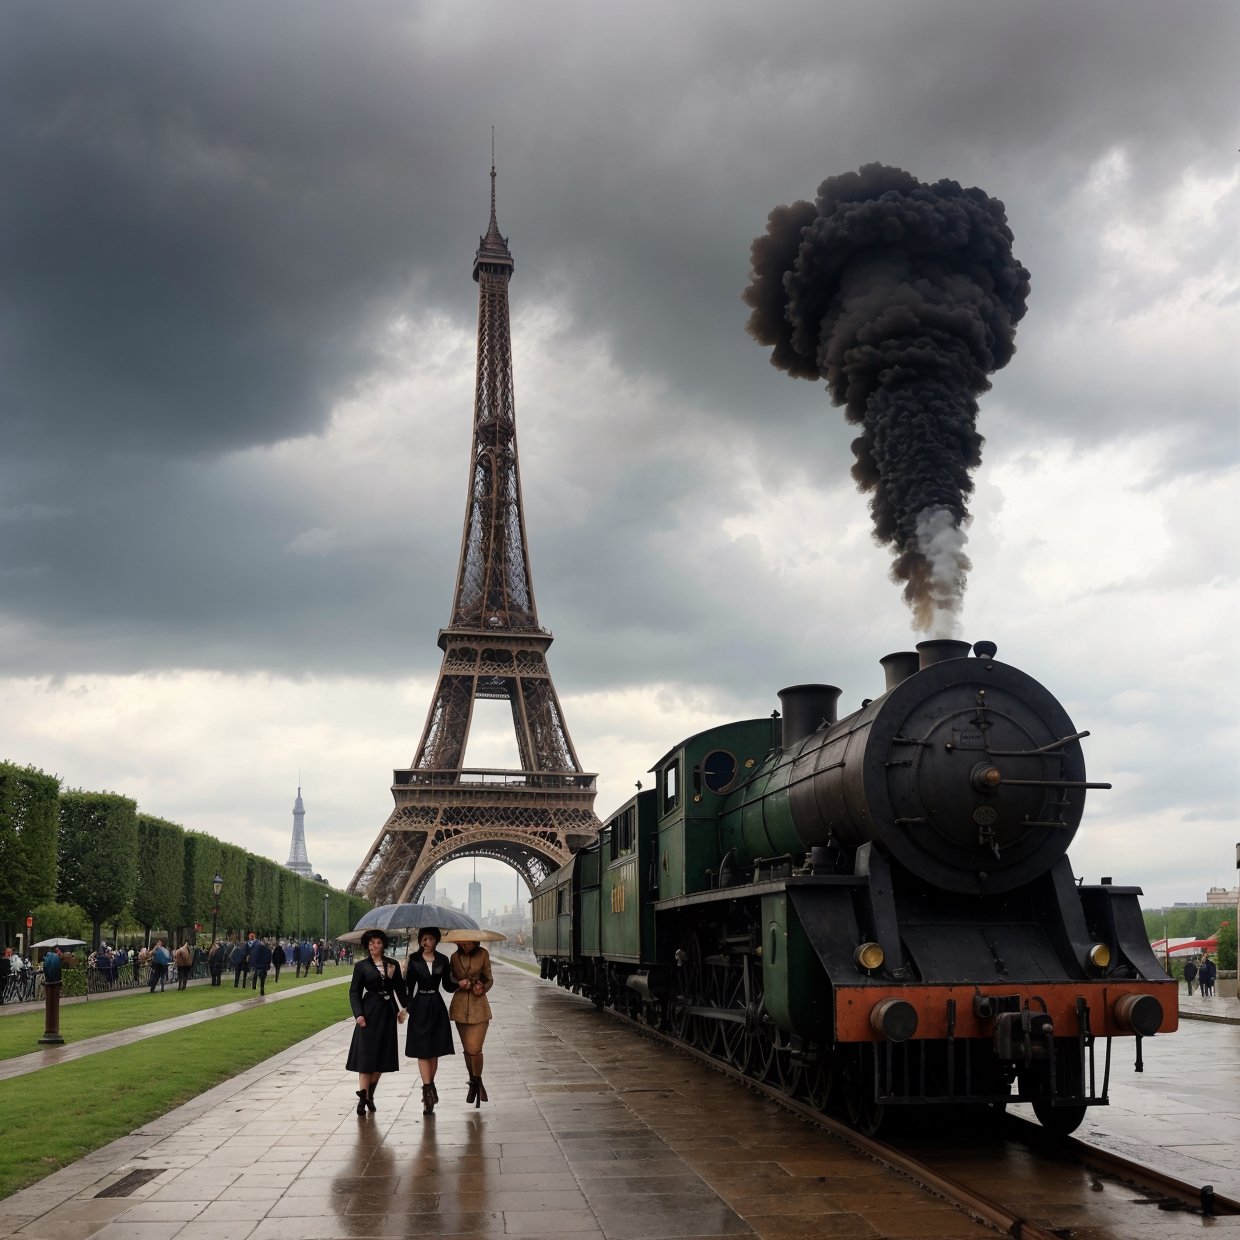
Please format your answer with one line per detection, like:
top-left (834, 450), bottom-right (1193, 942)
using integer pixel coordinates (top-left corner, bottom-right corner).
top-left (987, 730), bottom-right (1091, 756)
top-left (999, 778), bottom-right (1112, 789)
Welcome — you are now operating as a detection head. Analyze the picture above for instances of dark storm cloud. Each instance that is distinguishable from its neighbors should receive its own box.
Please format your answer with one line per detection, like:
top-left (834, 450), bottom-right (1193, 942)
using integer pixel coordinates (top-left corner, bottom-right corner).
top-left (0, 0), bottom-right (1235, 686)
top-left (0, 3), bottom-right (470, 460)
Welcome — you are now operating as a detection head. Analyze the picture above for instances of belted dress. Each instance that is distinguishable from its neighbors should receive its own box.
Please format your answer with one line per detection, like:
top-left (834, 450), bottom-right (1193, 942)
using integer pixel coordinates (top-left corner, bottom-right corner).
top-left (448, 946), bottom-right (493, 1024)
top-left (345, 956), bottom-right (409, 1073)
top-left (403, 951), bottom-right (456, 1059)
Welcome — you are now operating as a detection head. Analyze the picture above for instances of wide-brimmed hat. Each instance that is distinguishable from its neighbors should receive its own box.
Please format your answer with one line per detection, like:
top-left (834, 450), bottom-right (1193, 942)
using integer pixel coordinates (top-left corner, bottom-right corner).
top-left (359, 929), bottom-right (391, 949)
top-left (440, 928), bottom-right (507, 943)
top-left (415, 927), bottom-right (442, 944)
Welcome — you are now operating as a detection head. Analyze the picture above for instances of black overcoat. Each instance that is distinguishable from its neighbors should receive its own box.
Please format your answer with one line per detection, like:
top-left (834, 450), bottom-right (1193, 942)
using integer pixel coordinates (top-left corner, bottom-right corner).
top-left (345, 956), bottom-right (409, 1073)
top-left (403, 951), bottom-right (456, 1059)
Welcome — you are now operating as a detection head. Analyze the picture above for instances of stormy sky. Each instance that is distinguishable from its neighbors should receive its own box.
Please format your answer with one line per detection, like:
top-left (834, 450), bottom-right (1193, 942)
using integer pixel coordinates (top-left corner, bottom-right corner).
top-left (1, 0), bottom-right (1235, 912)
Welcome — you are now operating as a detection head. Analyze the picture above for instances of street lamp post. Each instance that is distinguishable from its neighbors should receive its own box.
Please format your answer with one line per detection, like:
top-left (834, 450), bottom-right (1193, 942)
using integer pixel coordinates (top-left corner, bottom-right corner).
top-left (322, 893), bottom-right (329, 957)
top-left (211, 873), bottom-right (223, 946)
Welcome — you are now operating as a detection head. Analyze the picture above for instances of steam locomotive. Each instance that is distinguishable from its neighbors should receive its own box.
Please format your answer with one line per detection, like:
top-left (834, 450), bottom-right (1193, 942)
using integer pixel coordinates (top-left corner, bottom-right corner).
top-left (532, 639), bottom-right (1175, 1135)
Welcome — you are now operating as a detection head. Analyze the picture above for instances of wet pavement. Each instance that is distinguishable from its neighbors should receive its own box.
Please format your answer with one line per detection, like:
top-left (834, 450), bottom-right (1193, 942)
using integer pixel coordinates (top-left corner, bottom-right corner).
top-left (0, 961), bottom-right (1235, 1240)
top-left (0, 962), bottom-right (992, 1240)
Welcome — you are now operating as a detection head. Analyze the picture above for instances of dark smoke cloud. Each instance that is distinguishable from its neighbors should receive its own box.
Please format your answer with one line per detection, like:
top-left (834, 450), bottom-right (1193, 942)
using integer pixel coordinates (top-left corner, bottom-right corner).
top-left (744, 163), bottom-right (1030, 633)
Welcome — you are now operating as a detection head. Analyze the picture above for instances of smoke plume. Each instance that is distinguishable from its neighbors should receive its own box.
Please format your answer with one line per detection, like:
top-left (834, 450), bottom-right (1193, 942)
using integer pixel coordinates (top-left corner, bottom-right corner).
top-left (743, 164), bottom-right (1029, 634)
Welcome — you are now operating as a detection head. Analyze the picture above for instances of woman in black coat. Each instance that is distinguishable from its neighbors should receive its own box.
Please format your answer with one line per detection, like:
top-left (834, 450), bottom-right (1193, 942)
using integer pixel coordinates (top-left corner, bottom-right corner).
top-left (346, 929), bottom-right (408, 1114)
top-left (403, 927), bottom-right (456, 1114)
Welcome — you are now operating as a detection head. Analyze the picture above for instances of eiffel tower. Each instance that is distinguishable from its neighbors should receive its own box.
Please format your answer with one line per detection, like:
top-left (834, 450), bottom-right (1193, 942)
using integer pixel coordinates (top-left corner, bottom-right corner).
top-left (350, 163), bottom-right (600, 906)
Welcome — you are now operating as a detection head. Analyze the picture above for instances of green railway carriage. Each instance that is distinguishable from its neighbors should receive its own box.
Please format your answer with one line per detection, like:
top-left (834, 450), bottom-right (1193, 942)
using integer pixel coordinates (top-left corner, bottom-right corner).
top-left (534, 641), bottom-right (1175, 1136)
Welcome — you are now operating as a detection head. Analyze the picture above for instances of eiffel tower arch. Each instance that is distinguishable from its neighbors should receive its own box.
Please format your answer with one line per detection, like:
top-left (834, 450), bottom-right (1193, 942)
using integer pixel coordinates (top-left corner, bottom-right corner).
top-left (350, 162), bottom-right (600, 907)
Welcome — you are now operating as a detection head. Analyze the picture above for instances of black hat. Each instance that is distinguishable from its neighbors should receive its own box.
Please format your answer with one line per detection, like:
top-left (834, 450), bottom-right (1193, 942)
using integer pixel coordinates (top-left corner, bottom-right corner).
top-left (359, 929), bottom-right (390, 950)
top-left (416, 927), bottom-right (442, 944)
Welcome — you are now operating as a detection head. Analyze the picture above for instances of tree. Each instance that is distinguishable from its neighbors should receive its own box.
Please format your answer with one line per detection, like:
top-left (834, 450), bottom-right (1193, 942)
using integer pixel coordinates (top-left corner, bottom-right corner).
top-left (216, 841), bottom-right (249, 935)
top-left (278, 868), bottom-right (300, 938)
top-left (30, 900), bottom-right (88, 942)
top-left (56, 792), bottom-right (138, 949)
top-left (133, 815), bottom-right (184, 943)
top-left (0, 762), bottom-right (61, 945)
top-left (182, 831), bottom-right (222, 937)
top-left (247, 856), bottom-right (280, 936)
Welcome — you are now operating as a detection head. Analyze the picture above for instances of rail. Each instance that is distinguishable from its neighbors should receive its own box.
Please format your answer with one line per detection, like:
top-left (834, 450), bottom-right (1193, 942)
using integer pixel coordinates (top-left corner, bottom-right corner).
top-left (393, 767), bottom-right (596, 790)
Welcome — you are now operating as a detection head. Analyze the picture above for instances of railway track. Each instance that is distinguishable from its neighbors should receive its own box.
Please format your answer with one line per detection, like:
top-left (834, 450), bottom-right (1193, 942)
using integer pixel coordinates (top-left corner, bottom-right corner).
top-left (572, 980), bottom-right (1240, 1238)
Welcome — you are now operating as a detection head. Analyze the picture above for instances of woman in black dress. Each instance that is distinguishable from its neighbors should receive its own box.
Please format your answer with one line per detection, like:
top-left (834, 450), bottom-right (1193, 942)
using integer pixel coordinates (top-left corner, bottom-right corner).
top-left (346, 929), bottom-right (408, 1115)
top-left (403, 927), bottom-right (455, 1114)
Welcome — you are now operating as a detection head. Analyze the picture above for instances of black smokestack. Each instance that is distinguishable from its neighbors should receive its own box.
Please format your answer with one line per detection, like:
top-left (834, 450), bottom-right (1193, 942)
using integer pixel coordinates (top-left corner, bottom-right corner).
top-left (743, 163), bottom-right (1029, 634)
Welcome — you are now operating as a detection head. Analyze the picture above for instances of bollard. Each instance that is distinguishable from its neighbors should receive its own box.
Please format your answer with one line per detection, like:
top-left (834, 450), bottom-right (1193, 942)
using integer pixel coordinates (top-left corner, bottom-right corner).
top-left (38, 951), bottom-right (65, 1045)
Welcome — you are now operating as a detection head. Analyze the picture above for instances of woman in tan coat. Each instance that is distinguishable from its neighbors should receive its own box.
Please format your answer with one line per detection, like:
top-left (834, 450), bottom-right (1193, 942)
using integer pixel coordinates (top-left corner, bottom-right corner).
top-left (448, 940), bottom-right (493, 1106)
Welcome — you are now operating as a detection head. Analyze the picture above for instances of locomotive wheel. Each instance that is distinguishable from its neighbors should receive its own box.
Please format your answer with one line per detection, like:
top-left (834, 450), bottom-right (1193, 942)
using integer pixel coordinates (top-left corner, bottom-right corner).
top-left (671, 933), bottom-right (704, 1048)
top-left (1032, 1100), bottom-right (1086, 1136)
top-left (801, 1047), bottom-right (832, 1111)
top-left (713, 961), bottom-right (757, 1074)
top-left (839, 1047), bottom-right (886, 1137)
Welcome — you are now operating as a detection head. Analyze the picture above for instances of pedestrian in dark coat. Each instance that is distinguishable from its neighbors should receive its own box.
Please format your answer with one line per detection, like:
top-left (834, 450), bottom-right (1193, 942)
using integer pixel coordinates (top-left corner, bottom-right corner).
top-left (403, 927), bottom-right (456, 1114)
top-left (1183, 957), bottom-right (1198, 996)
top-left (230, 939), bottom-right (248, 987)
top-left (272, 942), bottom-right (286, 983)
top-left (249, 938), bottom-right (273, 995)
top-left (208, 941), bottom-right (225, 986)
top-left (346, 929), bottom-right (408, 1115)
top-left (1199, 956), bottom-right (1217, 998)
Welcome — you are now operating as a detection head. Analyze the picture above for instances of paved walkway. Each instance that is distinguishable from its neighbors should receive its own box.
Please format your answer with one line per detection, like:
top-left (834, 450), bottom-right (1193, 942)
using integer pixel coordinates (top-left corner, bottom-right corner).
top-left (0, 962), bottom-right (996, 1240)
top-left (0, 975), bottom-right (350, 1082)
top-left (0, 965), bottom-right (1234, 1239)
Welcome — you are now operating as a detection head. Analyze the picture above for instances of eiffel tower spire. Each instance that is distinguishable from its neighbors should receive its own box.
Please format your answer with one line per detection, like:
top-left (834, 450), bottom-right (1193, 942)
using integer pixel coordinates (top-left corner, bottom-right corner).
top-left (284, 784), bottom-right (314, 878)
top-left (350, 160), bottom-right (599, 906)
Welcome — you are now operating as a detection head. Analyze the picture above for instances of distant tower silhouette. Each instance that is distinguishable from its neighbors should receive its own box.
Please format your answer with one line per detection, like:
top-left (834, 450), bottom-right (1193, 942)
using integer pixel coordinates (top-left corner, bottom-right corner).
top-left (284, 785), bottom-right (314, 878)
top-left (350, 157), bottom-right (599, 905)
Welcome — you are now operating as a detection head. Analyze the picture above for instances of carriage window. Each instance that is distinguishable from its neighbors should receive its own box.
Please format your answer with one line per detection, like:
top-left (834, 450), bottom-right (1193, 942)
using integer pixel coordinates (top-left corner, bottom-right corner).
top-left (607, 825), bottom-right (617, 861)
top-left (662, 761), bottom-right (679, 813)
top-left (556, 887), bottom-right (566, 915)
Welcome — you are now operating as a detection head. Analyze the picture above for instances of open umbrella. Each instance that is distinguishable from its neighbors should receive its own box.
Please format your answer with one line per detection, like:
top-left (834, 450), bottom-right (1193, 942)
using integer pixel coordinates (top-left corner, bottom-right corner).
top-left (31, 937), bottom-right (86, 949)
top-left (340, 902), bottom-right (481, 946)
top-left (440, 928), bottom-right (507, 943)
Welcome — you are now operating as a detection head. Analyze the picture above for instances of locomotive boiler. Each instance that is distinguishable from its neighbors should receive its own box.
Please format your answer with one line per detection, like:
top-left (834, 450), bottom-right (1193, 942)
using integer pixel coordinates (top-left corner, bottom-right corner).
top-left (533, 639), bottom-right (1175, 1135)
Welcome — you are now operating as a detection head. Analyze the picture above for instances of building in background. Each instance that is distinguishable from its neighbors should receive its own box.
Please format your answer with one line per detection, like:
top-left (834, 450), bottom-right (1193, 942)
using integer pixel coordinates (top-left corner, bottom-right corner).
top-left (284, 785), bottom-right (314, 878)
top-left (468, 880), bottom-right (482, 922)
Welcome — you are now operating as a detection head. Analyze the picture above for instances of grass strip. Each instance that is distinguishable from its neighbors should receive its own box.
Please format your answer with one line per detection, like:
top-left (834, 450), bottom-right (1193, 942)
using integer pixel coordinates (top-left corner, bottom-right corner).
top-left (0, 985), bottom-right (350, 1200)
top-left (0, 969), bottom-right (345, 1060)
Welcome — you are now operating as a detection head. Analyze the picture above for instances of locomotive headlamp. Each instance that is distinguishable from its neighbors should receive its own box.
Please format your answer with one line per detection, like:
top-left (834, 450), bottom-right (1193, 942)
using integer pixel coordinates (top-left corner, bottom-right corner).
top-left (854, 942), bottom-right (884, 971)
top-left (1088, 943), bottom-right (1112, 970)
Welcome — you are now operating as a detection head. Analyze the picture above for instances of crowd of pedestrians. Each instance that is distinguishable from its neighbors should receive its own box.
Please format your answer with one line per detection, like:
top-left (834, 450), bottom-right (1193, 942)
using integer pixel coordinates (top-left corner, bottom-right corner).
top-left (0, 935), bottom-right (350, 1004)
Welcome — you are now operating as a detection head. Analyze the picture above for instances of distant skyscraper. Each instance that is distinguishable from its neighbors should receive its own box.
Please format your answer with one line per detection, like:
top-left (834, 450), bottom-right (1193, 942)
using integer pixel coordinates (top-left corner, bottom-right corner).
top-left (468, 880), bottom-right (482, 922)
top-left (284, 785), bottom-right (314, 878)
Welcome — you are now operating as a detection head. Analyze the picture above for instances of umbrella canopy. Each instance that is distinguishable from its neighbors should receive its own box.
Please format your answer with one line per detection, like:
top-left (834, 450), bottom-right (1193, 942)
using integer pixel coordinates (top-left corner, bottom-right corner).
top-left (355, 902), bottom-right (480, 934)
top-left (440, 928), bottom-right (507, 943)
top-left (339, 902), bottom-right (481, 945)
top-left (31, 937), bottom-right (86, 949)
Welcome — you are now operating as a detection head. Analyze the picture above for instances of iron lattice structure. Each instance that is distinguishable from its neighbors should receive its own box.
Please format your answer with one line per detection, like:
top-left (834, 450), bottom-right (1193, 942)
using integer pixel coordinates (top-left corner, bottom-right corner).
top-left (284, 786), bottom-right (314, 878)
top-left (350, 167), bottom-right (599, 906)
